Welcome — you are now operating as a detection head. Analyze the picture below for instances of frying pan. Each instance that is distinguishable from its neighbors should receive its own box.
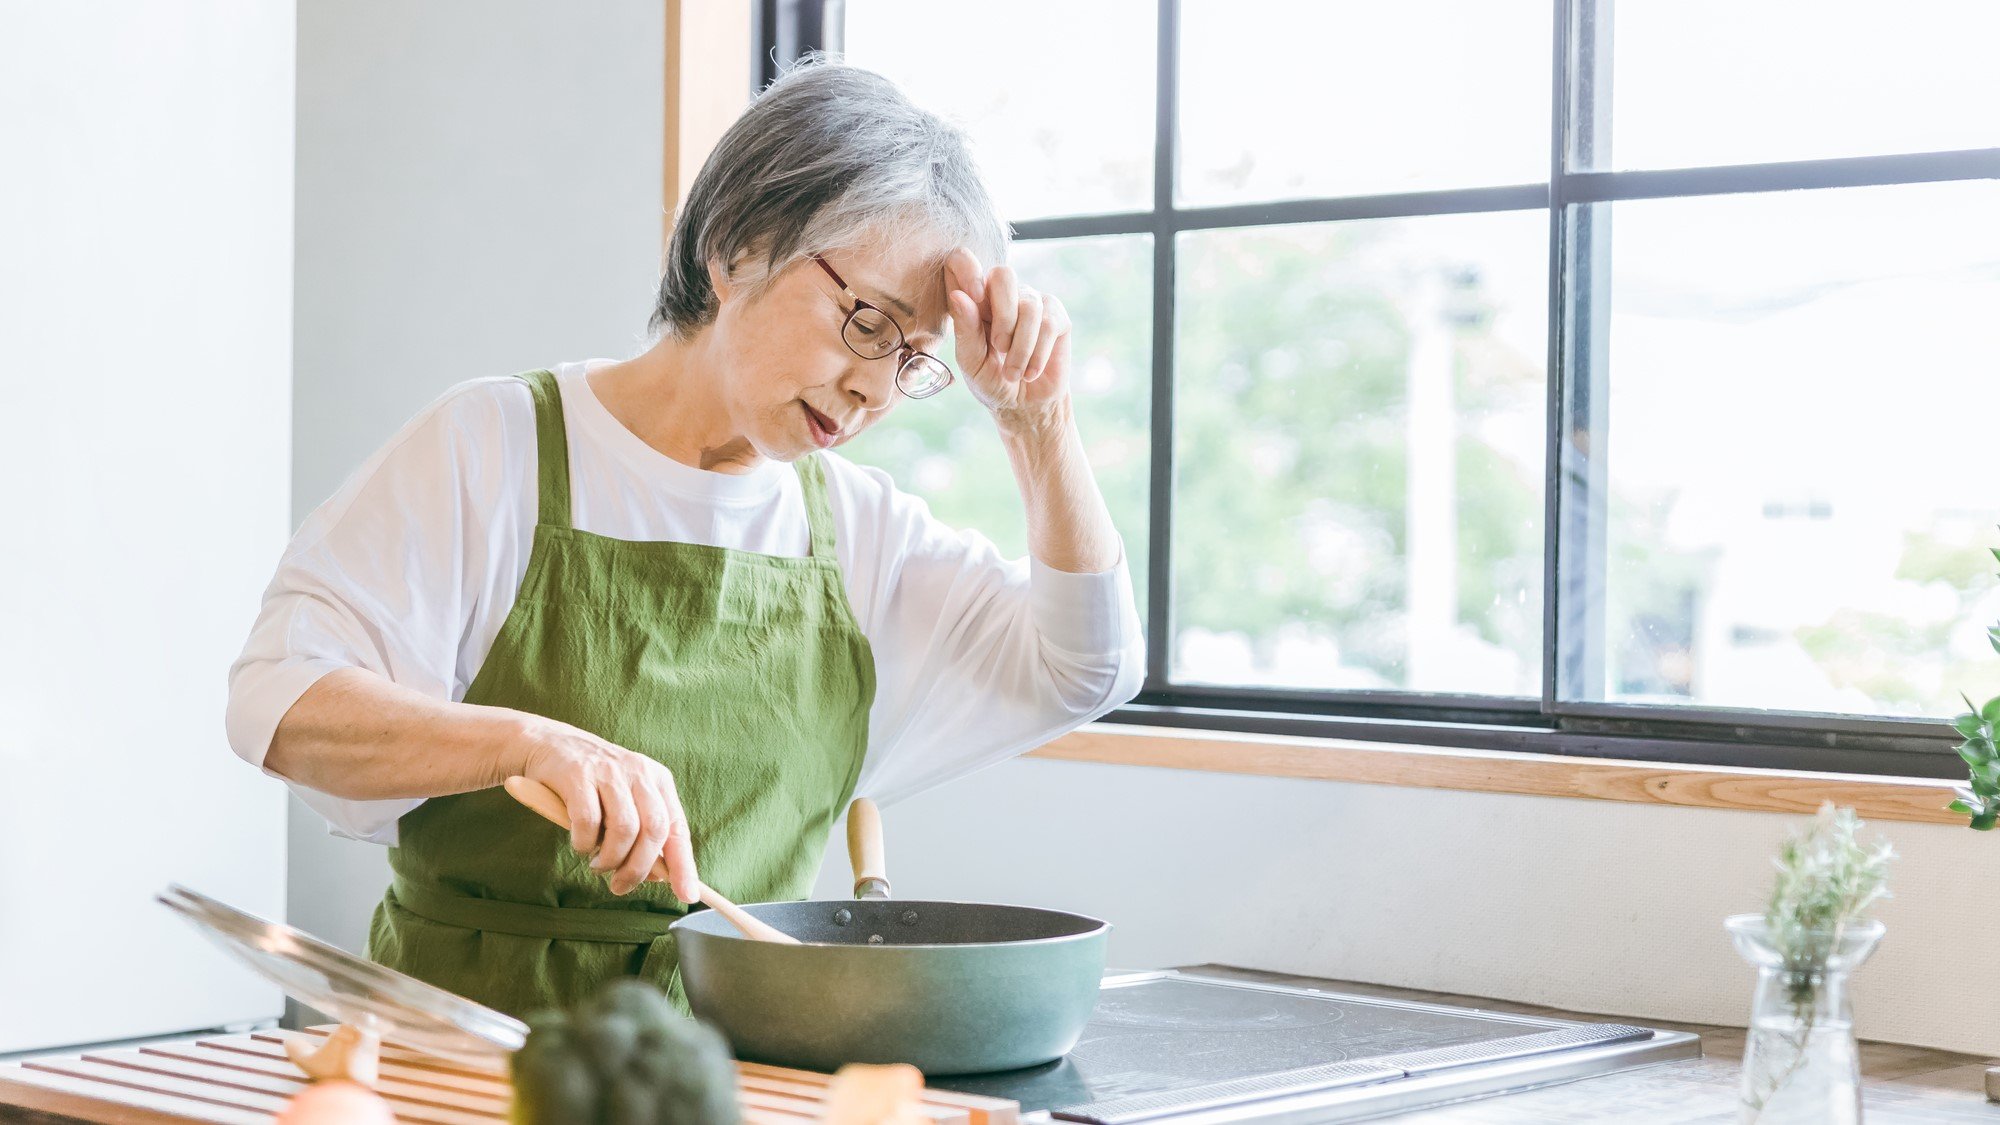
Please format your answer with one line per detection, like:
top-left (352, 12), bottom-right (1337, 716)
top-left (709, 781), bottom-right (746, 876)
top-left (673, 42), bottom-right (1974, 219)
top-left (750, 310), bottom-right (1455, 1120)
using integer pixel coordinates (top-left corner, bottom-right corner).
top-left (670, 798), bottom-right (1109, 1076)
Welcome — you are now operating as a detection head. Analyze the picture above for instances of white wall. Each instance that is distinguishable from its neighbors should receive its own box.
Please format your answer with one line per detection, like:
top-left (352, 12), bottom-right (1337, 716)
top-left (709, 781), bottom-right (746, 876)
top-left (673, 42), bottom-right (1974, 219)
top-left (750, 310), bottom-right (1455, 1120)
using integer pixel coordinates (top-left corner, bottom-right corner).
top-left (0, 0), bottom-right (294, 1051)
top-left (806, 759), bottom-right (2000, 1057)
top-left (289, 0), bottom-right (665, 957)
top-left (284, 2), bottom-right (2000, 1062)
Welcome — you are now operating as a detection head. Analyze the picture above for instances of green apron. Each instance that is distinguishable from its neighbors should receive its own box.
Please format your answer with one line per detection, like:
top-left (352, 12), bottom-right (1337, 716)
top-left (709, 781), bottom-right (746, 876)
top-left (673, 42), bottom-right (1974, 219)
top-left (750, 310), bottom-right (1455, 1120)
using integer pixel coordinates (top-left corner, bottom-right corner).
top-left (367, 369), bottom-right (874, 1018)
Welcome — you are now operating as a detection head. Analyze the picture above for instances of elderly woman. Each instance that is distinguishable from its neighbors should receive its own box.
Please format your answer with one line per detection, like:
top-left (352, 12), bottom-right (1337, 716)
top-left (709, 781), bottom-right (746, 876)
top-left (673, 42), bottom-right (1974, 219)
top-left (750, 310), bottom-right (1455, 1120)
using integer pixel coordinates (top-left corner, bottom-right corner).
top-left (225, 62), bottom-right (1142, 1017)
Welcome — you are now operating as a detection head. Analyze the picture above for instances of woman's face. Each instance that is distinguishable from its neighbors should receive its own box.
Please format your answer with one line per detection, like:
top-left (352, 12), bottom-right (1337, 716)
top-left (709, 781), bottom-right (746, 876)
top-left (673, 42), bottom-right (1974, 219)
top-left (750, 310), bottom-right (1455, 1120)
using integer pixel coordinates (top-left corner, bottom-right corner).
top-left (707, 240), bottom-right (952, 462)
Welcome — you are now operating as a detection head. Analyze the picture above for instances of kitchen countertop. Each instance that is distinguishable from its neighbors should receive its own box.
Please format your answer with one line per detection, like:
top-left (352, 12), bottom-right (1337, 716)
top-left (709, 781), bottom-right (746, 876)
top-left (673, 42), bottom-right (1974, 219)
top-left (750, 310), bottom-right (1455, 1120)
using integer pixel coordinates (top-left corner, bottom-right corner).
top-left (9, 966), bottom-right (1994, 1123)
top-left (1187, 964), bottom-right (2000, 1122)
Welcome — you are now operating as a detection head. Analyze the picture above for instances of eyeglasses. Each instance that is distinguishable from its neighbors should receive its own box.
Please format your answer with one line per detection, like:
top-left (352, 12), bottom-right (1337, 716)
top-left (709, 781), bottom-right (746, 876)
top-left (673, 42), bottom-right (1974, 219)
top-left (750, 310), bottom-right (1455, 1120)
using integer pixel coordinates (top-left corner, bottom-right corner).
top-left (810, 255), bottom-right (954, 399)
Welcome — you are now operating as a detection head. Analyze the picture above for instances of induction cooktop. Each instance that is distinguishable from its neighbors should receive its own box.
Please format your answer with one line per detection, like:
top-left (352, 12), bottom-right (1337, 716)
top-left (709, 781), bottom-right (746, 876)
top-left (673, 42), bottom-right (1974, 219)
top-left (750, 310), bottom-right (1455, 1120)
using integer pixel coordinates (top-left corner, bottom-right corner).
top-left (939, 971), bottom-right (1702, 1123)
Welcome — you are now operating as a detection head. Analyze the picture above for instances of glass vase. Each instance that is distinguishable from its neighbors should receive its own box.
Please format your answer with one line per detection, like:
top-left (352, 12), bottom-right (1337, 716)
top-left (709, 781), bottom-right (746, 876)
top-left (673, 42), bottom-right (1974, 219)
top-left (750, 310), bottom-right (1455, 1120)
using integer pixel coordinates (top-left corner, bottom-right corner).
top-left (1725, 914), bottom-right (1884, 1124)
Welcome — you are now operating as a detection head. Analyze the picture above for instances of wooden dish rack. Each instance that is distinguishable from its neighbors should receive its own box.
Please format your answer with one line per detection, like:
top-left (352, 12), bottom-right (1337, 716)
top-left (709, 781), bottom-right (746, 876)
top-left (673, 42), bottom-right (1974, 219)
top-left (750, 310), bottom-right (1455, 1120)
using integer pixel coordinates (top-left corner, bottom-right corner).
top-left (0, 1025), bottom-right (1019, 1124)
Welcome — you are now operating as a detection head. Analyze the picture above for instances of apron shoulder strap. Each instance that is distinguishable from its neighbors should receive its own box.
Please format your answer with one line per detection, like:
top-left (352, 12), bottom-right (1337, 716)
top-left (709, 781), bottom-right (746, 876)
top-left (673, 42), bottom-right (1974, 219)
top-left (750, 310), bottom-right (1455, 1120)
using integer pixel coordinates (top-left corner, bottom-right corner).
top-left (519, 370), bottom-right (573, 530)
top-left (793, 454), bottom-right (838, 560)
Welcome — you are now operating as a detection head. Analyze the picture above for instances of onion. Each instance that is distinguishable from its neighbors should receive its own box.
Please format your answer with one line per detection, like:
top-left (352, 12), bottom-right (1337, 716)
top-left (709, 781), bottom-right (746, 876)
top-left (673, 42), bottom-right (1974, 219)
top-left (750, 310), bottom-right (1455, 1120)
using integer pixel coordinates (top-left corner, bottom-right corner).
top-left (276, 1080), bottom-right (398, 1124)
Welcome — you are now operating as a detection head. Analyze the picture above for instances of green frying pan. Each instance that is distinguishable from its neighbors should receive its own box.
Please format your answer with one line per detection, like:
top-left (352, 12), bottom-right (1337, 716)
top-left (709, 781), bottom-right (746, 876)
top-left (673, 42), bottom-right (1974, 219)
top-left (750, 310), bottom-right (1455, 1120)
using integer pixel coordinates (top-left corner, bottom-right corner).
top-left (670, 799), bottom-right (1109, 1076)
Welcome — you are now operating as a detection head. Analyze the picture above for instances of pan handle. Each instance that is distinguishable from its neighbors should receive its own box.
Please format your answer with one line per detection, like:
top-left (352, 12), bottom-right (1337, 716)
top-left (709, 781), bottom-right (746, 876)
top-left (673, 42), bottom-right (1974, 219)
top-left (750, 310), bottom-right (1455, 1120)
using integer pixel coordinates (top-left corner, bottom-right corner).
top-left (846, 797), bottom-right (890, 900)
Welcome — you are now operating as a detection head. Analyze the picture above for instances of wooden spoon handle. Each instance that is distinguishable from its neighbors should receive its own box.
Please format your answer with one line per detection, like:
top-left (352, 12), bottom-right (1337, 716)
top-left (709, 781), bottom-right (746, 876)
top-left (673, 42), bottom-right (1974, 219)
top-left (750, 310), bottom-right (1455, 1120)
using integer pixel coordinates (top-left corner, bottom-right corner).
top-left (500, 776), bottom-right (798, 945)
top-left (847, 797), bottom-right (890, 900)
top-left (695, 887), bottom-right (799, 945)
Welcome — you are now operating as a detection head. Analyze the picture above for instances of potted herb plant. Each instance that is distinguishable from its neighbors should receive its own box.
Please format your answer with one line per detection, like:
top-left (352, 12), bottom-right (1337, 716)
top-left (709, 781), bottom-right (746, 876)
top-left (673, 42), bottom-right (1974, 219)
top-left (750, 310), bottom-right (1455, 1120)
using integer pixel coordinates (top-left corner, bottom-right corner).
top-left (1726, 803), bottom-right (1892, 1124)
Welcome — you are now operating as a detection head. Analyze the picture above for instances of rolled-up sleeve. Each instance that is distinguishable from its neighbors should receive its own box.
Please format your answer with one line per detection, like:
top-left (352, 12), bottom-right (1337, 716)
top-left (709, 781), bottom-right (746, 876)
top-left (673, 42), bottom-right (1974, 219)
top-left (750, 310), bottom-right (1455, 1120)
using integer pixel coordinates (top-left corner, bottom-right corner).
top-left (226, 379), bottom-right (528, 844)
top-left (226, 553), bottom-right (427, 843)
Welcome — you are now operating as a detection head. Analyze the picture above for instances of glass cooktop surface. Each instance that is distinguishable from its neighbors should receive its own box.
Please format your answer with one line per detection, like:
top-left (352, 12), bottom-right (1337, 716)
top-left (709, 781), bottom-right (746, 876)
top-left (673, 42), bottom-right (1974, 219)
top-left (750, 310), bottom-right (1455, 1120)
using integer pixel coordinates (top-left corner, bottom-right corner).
top-left (939, 972), bottom-right (1695, 1123)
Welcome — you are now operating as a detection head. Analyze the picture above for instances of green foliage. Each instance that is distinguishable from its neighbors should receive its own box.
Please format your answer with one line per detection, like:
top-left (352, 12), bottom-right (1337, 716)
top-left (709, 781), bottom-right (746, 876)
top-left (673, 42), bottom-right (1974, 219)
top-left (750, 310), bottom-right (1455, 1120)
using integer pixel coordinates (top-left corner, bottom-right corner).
top-left (1897, 532), bottom-right (2000, 588)
top-left (1454, 434), bottom-right (1541, 649)
top-left (1950, 529), bottom-right (2000, 830)
top-left (1760, 804), bottom-right (1891, 1072)
top-left (1741, 805), bottom-right (1892, 1120)
top-left (1796, 608), bottom-right (1953, 714)
top-left (1951, 694), bottom-right (2000, 830)
top-left (1173, 224), bottom-right (1412, 674)
top-left (848, 225), bottom-right (1997, 711)
top-left (1764, 804), bottom-right (1893, 959)
top-left (1798, 528), bottom-right (2000, 715)
top-left (1760, 802), bottom-right (1892, 1035)
top-left (510, 978), bottom-right (740, 1125)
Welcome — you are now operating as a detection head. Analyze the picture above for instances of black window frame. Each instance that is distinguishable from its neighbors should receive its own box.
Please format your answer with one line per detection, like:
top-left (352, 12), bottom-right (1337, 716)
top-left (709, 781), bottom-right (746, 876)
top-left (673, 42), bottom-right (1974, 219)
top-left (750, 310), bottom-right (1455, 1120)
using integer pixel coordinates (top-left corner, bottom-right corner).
top-left (772, 0), bottom-right (2000, 779)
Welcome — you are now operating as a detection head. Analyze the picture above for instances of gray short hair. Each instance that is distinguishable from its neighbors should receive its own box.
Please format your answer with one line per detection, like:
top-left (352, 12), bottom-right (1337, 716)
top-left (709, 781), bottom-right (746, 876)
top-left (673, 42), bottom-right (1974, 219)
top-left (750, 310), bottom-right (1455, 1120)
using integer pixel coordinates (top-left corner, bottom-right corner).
top-left (651, 59), bottom-right (1009, 339)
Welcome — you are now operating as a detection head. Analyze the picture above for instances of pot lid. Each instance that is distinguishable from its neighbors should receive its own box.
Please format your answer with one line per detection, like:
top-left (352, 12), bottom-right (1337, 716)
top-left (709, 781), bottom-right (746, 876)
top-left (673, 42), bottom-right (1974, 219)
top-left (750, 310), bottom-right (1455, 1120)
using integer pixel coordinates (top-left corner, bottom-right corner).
top-left (157, 884), bottom-right (526, 1065)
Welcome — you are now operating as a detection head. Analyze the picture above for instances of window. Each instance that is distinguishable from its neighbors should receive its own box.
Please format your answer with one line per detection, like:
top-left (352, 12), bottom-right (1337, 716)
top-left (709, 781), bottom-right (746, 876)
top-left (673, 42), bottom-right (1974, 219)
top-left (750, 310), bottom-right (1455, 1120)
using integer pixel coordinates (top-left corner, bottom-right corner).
top-left (1567, 180), bottom-right (2000, 721)
top-left (821, 0), bottom-right (2000, 777)
top-left (1172, 213), bottom-right (1548, 696)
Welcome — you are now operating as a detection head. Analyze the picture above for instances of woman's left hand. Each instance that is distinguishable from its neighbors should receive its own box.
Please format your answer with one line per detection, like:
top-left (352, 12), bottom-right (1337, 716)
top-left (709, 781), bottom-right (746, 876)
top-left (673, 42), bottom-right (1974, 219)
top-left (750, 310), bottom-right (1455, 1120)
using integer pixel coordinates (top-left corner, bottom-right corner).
top-left (945, 249), bottom-right (1072, 429)
top-left (944, 249), bottom-right (1123, 575)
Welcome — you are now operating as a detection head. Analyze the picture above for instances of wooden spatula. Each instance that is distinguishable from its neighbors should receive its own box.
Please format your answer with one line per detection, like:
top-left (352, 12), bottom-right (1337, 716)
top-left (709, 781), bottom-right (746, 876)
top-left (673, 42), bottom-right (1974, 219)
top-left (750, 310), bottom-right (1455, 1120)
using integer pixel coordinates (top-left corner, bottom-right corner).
top-left (501, 775), bottom-right (799, 945)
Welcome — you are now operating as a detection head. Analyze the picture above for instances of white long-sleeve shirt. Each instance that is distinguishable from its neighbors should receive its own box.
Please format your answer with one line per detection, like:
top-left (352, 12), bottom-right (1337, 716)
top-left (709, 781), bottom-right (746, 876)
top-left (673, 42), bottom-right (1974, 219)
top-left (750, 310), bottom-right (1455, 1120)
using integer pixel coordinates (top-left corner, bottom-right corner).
top-left (227, 360), bottom-right (1145, 844)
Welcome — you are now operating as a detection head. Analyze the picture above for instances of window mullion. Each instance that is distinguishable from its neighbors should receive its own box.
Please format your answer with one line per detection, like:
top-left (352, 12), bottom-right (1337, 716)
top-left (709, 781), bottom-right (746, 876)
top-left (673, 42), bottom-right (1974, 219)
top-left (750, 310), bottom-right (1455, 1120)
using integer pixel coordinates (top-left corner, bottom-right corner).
top-left (1144, 0), bottom-right (1181, 689)
top-left (1540, 0), bottom-right (1572, 716)
top-left (1547, 0), bottom-right (1616, 713)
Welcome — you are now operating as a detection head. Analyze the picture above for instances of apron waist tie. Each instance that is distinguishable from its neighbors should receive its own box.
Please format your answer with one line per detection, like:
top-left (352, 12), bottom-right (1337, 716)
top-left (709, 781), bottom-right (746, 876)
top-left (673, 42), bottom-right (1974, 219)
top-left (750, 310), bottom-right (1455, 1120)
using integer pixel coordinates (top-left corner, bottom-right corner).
top-left (389, 878), bottom-right (687, 1006)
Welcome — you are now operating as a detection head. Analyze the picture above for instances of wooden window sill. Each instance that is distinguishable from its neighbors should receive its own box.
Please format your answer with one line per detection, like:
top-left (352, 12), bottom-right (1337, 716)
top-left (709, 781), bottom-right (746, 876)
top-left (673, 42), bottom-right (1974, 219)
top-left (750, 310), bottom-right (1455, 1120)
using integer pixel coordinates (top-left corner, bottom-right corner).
top-left (1027, 724), bottom-right (1968, 826)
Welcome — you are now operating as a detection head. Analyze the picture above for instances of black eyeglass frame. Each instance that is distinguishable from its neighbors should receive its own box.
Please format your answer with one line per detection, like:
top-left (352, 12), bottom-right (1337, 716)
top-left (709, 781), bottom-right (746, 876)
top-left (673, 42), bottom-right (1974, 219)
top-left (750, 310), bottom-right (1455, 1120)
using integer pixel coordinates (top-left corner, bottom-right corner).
top-left (810, 254), bottom-right (955, 399)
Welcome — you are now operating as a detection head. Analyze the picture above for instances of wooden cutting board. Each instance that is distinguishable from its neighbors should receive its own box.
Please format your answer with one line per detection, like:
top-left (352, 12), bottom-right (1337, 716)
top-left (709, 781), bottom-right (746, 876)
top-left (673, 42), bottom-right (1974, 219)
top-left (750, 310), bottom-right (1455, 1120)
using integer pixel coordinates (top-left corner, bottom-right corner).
top-left (0, 1026), bottom-right (1019, 1125)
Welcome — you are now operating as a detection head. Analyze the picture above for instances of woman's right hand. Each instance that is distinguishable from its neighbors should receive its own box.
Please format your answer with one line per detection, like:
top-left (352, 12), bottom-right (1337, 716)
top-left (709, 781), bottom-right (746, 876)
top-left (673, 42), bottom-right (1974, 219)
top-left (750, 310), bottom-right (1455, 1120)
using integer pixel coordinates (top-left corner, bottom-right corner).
top-left (514, 715), bottom-right (700, 902)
